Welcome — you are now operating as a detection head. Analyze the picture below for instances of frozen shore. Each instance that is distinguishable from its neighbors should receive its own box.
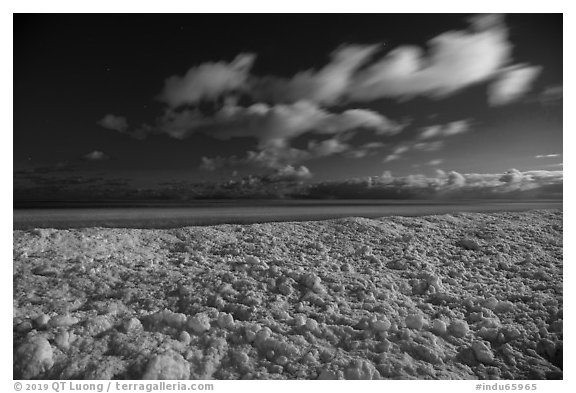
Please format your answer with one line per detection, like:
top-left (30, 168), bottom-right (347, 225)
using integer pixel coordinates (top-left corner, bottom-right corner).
top-left (13, 209), bottom-right (562, 380)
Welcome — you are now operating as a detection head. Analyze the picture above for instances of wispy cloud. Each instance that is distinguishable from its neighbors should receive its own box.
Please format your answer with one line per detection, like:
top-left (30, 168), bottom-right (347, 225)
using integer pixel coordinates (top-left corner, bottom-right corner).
top-left (383, 145), bottom-right (410, 163)
top-left (348, 16), bottom-right (512, 102)
top-left (252, 44), bottom-right (379, 106)
top-left (159, 53), bottom-right (256, 107)
top-left (99, 13), bottom-right (543, 175)
top-left (144, 101), bottom-right (404, 149)
top-left (536, 153), bottom-right (561, 159)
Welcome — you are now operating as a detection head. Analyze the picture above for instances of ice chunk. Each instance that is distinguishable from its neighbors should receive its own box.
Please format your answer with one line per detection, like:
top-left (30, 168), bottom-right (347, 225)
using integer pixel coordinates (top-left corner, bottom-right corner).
top-left (405, 314), bottom-right (425, 330)
top-left (371, 317), bottom-right (391, 333)
top-left (186, 313), bottom-right (210, 334)
top-left (245, 256), bottom-right (260, 265)
top-left (142, 351), bottom-right (190, 379)
top-left (477, 327), bottom-right (499, 342)
top-left (301, 272), bottom-right (324, 292)
top-left (48, 314), bottom-right (78, 328)
top-left (122, 317), bottom-right (143, 333)
top-left (471, 341), bottom-right (495, 364)
top-left (34, 314), bottom-right (50, 330)
top-left (217, 313), bottom-right (235, 329)
top-left (54, 330), bottom-right (73, 351)
top-left (255, 327), bottom-right (272, 345)
top-left (179, 331), bottom-right (191, 344)
top-left (14, 337), bottom-right (54, 379)
top-left (147, 310), bottom-right (187, 330)
top-left (84, 315), bottom-right (113, 336)
top-left (483, 297), bottom-right (499, 310)
top-left (495, 301), bottom-right (515, 314)
top-left (187, 313), bottom-right (211, 334)
top-left (343, 359), bottom-right (381, 380)
top-left (448, 320), bottom-right (469, 338)
top-left (458, 238), bottom-right (481, 250)
top-left (431, 319), bottom-right (447, 336)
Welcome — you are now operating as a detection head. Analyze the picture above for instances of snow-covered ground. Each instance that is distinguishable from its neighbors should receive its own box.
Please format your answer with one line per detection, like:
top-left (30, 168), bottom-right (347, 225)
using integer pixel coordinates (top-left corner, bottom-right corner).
top-left (13, 209), bottom-right (562, 380)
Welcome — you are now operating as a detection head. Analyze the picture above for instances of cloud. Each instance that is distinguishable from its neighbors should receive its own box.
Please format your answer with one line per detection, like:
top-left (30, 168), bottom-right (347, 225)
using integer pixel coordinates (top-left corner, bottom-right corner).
top-left (268, 165), bottom-right (313, 182)
top-left (383, 139), bottom-right (446, 163)
top-left (151, 14), bottom-right (539, 110)
top-left (98, 114), bottom-right (128, 132)
top-left (427, 159), bottom-right (444, 166)
top-left (499, 168), bottom-right (523, 184)
top-left (307, 138), bottom-right (349, 157)
top-left (488, 65), bottom-right (542, 106)
top-left (446, 171), bottom-right (466, 187)
top-left (307, 168), bottom-right (562, 199)
top-left (412, 141), bottom-right (444, 151)
top-left (536, 153), bottom-right (561, 159)
top-left (201, 144), bottom-right (312, 171)
top-left (419, 120), bottom-right (471, 140)
top-left (252, 44), bottom-right (379, 106)
top-left (144, 101), bottom-right (403, 149)
top-left (159, 53), bottom-right (256, 107)
top-left (344, 141), bottom-right (387, 159)
top-left (347, 15), bottom-right (512, 102)
top-left (83, 150), bottom-right (110, 161)
top-left (383, 145), bottom-right (410, 162)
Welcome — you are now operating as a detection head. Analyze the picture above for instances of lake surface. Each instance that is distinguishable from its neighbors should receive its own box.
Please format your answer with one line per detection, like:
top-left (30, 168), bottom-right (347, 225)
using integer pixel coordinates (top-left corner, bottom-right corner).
top-left (13, 199), bottom-right (562, 229)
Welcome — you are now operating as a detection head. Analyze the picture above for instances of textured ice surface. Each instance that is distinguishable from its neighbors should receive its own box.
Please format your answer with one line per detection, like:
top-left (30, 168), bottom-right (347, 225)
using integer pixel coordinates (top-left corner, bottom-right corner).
top-left (13, 210), bottom-right (562, 379)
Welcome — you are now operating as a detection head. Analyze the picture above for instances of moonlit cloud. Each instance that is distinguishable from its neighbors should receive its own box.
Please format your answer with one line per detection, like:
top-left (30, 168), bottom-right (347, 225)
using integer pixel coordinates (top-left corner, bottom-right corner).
top-left (535, 153), bottom-right (561, 159)
top-left (149, 14), bottom-right (540, 111)
top-left (97, 13), bottom-right (550, 185)
top-left (144, 101), bottom-right (403, 149)
top-left (98, 114), bottom-right (128, 132)
top-left (347, 16), bottom-right (512, 102)
top-left (488, 65), bottom-right (542, 106)
top-left (252, 44), bottom-right (379, 106)
top-left (159, 53), bottom-right (256, 107)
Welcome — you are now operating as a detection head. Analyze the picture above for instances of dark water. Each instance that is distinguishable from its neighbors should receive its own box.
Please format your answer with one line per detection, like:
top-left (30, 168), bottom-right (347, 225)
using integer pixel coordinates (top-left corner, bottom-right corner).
top-left (13, 199), bottom-right (562, 229)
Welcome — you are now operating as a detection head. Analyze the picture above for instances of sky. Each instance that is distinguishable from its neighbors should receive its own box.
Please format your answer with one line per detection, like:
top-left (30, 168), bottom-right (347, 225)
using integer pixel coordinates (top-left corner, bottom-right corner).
top-left (13, 13), bottom-right (563, 202)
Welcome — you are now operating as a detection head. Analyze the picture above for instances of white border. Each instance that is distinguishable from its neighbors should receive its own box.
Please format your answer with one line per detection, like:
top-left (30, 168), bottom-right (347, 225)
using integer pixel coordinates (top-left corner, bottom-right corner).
top-left (4, 1), bottom-right (572, 389)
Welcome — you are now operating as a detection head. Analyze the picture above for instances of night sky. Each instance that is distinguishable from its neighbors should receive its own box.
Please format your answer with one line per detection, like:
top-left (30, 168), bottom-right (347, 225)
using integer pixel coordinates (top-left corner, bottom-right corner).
top-left (13, 13), bottom-right (563, 202)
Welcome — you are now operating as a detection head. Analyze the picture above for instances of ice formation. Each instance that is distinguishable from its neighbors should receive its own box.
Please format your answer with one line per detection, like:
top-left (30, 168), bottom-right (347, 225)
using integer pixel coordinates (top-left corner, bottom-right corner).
top-left (13, 210), bottom-right (563, 379)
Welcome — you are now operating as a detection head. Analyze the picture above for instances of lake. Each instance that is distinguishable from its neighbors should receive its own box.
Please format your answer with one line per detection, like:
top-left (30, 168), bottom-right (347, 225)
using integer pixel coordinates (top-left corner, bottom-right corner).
top-left (13, 199), bottom-right (562, 229)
